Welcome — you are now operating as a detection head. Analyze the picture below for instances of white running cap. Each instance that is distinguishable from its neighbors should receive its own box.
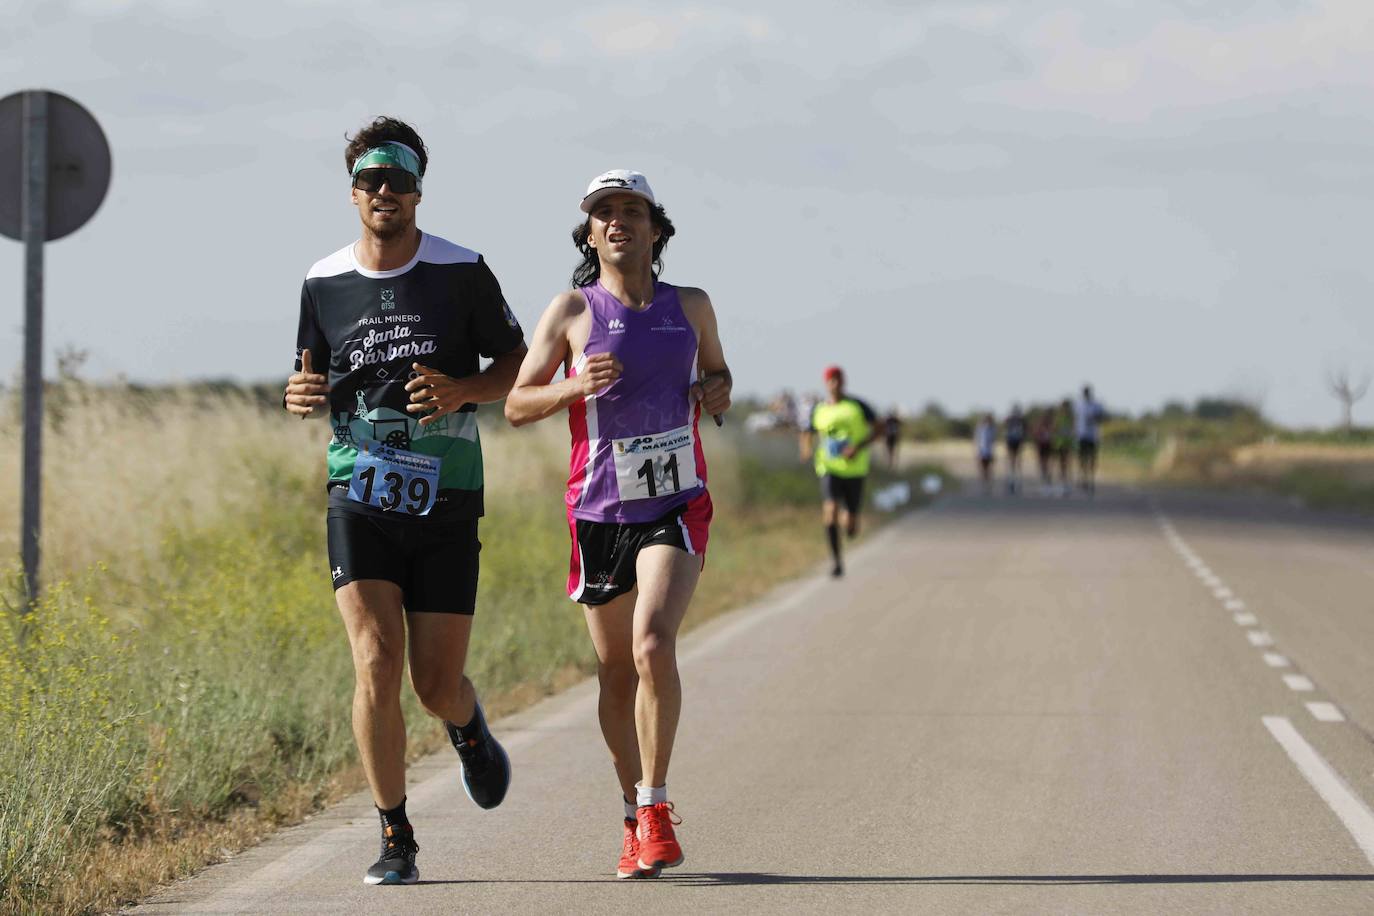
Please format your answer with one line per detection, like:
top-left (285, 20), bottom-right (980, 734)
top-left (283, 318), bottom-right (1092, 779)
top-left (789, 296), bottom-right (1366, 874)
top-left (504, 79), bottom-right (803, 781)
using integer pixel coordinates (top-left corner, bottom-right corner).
top-left (580, 169), bottom-right (656, 213)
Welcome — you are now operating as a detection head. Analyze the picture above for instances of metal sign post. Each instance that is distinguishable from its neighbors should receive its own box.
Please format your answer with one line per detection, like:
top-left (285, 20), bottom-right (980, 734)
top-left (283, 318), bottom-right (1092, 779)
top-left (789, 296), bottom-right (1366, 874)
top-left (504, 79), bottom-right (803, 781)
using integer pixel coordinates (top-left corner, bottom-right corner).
top-left (0, 89), bottom-right (111, 605)
top-left (21, 91), bottom-right (47, 606)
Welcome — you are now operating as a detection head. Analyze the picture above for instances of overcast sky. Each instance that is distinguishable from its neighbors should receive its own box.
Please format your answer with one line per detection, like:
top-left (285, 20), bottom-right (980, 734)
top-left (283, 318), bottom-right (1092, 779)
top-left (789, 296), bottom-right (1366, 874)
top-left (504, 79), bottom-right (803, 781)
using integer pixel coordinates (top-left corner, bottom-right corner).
top-left (4, 0), bottom-right (1373, 426)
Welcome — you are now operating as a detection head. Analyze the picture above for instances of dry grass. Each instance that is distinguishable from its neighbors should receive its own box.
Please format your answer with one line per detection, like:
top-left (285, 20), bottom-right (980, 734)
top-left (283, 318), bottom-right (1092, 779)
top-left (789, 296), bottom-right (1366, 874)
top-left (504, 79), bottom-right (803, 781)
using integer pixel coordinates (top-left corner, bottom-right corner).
top-left (0, 385), bottom-right (322, 588)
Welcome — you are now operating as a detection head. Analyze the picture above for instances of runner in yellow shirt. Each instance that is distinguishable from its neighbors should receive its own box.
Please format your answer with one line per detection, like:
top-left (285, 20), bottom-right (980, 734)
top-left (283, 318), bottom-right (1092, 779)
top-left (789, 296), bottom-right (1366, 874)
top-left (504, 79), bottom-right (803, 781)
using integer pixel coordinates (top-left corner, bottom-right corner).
top-left (799, 366), bottom-right (877, 577)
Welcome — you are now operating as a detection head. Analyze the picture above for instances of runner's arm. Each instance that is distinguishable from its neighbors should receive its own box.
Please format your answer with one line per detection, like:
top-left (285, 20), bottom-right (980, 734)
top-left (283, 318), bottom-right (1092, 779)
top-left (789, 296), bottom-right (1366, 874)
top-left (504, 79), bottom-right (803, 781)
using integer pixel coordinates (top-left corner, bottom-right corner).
top-left (285, 281), bottom-right (330, 419)
top-left (505, 292), bottom-right (619, 427)
top-left (681, 288), bottom-right (732, 420)
top-left (406, 344), bottom-right (529, 426)
top-left (844, 397), bottom-right (881, 457)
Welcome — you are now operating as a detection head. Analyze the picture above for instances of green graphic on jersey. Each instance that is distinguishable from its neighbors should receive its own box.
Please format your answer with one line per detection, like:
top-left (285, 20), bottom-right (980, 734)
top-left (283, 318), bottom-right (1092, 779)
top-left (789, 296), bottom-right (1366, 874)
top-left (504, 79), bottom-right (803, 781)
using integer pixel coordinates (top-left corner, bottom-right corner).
top-left (329, 390), bottom-right (482, 491)
top-left (812, 399), bottom-right (873, 479)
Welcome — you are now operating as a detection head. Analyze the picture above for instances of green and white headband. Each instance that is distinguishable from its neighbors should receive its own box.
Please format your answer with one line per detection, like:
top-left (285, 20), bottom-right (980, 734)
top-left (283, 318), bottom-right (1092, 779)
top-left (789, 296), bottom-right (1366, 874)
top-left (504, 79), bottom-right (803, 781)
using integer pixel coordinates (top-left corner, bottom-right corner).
top-left (351, 141), bottom-right (423, 191)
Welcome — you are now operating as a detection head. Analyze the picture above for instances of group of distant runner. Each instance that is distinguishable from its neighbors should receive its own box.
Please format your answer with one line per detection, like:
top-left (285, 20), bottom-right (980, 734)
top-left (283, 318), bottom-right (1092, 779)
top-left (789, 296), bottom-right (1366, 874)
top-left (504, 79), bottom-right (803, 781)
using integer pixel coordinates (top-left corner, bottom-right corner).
top-left (788, 378), bottom-right (1109, 580)
top-left (973, 386), bottom-right (1106, 497)
top-left (283, 116), bottom-right (728, 885)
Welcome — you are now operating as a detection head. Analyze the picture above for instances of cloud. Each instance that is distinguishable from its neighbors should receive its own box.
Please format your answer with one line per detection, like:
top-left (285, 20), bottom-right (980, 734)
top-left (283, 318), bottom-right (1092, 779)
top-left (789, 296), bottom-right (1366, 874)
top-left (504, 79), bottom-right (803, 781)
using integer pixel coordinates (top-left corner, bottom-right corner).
top-left (572, 7), bottom-right (776, 56)
top-left (989, 0), bottom-right (1374, 120)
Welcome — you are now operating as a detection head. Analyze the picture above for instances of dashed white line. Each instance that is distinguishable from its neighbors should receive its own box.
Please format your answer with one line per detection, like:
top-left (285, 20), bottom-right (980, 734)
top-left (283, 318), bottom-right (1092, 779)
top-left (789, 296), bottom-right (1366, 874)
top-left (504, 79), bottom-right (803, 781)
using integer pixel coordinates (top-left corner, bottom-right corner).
top-left (1247, 631), bottom-right (1275, 647)
top-left (1263, 652), bottom-right (1290, 668)
top-left (1283, 675), bottom-right (1315, 692)
top-left (1308, 702), bottom-right (1347, 723)
top-left (1213, 586), bottom-right (1234, 599)
top-left (1234, 612), bottom-right (1258, 626)
top-left (1225, 598), bottom-right (1247, 611)
top-left (1263, 716), bottom-right (1374, 866)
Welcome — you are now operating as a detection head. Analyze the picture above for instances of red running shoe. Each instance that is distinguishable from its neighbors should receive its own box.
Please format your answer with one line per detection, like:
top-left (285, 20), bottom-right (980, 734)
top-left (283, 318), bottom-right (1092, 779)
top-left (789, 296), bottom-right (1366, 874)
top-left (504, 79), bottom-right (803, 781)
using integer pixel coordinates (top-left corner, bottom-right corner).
top-left (636, 802), bottom-right (684, 870)
top-left (617, 818), bottom-right (660, 879)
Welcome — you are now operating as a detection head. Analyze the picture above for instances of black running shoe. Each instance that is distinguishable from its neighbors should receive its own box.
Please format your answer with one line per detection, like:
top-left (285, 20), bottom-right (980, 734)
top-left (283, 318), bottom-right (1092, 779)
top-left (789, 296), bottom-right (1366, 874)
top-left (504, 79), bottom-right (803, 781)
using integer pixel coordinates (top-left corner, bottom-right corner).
top-left (364, 824), bottom-right (419, 886)
top-left (445, 700), bottom-right (510, 810)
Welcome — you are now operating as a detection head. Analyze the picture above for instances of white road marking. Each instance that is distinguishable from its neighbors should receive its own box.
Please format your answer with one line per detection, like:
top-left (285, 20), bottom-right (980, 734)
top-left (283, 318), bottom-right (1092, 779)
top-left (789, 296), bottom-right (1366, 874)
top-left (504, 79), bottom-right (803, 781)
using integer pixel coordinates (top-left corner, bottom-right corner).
top-left (1263, 717), bottom-right (1374, 866)
top-left (1225, 598), bottom-right (1247, 611)
top-left (1234, 612), bottom-right (1258, 626)
top-left (1308, 702), bottom-right (1347, 723)
top-left (1213, 587), bottom-right (1234, 599)
top-left (1283, 675), bottom-right (1315, 692)
top-left (1247, 631), bottom-right (1275, 647)
top-left (1263, 653), bottom-right (1290, 668)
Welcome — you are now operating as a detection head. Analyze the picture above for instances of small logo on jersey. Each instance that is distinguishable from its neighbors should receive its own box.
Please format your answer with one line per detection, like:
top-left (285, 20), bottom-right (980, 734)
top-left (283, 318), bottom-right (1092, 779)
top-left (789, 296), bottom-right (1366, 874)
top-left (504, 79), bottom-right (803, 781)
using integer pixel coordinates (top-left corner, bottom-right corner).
top-left (652, 314), bottom-right (686, 333)
top-left (608, 318), bottom-right (626, 334)
top-left (332, 565), bottom-right (344, 581)
top-left (502, 302), bottom-right (521, 331)
top-left (380, 288), bottom-right (395, 310)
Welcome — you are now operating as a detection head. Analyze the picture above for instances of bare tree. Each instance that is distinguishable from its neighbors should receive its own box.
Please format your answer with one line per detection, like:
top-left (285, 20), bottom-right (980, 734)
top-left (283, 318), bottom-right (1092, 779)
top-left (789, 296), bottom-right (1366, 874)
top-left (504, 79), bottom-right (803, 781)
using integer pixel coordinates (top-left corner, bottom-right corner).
top-left (1326, 367), bottom-right (1371, 432)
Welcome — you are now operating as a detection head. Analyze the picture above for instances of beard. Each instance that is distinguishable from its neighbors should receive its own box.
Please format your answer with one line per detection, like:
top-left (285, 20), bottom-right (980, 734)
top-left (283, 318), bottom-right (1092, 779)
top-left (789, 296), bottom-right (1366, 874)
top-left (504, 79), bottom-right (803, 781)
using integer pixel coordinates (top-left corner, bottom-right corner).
top-left (367, 213), bottom-right (412, 242)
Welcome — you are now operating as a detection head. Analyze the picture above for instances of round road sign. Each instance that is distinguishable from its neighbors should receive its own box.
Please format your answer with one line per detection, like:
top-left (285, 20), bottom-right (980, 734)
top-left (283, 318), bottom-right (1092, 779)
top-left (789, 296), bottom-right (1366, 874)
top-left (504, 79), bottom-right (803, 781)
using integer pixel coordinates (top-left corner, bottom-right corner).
top-left (0, 90), bottom-right (112, 242)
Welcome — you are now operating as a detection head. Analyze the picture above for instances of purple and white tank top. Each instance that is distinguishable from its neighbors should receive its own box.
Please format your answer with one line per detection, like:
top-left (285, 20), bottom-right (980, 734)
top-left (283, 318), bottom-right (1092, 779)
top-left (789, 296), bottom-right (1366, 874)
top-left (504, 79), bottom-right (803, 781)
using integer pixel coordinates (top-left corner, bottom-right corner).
top-left (565, 280), bottom-right (707, 524)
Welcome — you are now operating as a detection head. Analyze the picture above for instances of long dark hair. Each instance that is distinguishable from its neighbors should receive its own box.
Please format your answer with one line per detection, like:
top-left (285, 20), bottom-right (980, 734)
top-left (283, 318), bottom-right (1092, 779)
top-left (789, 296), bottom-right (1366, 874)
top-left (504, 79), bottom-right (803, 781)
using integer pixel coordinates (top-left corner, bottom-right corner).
top-left (570, 204), bottom-right (676, 287)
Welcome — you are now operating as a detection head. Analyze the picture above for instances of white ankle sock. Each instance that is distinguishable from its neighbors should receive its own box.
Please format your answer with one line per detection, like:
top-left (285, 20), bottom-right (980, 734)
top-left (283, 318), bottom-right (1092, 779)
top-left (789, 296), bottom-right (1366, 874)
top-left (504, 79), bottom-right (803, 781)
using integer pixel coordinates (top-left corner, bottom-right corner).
top-left (635, 783), bottom-right (668, 807)
top-left (623, 797), bottom-right (637, 821)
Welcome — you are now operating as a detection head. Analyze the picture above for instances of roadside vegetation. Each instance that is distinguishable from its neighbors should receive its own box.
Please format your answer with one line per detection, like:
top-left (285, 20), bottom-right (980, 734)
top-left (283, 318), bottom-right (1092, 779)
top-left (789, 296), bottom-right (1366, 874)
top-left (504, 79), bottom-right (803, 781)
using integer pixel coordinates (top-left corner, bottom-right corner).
top-left (0, 380), bottom-right (942, 915)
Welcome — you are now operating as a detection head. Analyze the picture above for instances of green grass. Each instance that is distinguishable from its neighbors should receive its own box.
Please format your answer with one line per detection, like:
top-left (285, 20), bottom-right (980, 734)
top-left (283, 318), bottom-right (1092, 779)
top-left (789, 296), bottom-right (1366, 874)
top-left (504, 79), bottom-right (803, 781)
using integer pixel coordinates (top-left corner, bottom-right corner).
top-left (1270, 465), bottom-right (1374, 513)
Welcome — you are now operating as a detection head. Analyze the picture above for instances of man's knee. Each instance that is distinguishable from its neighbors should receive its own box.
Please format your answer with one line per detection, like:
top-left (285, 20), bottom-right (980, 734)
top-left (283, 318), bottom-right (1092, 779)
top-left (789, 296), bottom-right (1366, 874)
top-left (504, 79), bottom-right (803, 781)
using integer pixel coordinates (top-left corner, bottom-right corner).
top-left (352, 635), bottom-right (404, 702)
top-left (410, 666), bottom-right (464, 716)
top-left (597, 656), bottom-right (638, 700)
top-left (633, 631), bottom-right (677, 681)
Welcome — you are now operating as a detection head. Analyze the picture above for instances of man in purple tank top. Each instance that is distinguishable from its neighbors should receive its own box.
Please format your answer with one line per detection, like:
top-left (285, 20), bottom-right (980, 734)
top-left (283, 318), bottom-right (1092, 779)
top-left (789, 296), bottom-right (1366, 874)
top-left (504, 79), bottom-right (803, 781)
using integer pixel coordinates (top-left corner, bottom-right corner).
top-left (506, 170), bottom-right (732, 879)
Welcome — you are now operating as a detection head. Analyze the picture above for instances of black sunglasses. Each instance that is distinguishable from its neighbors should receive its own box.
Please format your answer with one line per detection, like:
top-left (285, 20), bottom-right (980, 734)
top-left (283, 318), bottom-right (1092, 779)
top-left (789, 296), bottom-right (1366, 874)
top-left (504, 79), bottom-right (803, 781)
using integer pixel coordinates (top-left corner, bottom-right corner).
top-left (352, 167), bottom-right (419, 194)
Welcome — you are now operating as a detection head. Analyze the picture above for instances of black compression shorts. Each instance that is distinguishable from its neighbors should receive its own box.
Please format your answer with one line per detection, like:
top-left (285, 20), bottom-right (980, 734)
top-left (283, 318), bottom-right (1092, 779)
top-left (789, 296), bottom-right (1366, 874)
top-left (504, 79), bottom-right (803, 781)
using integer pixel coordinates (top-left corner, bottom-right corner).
top-left (326, 508), bottom-right (480, 615)
top-left (820, 474), bottom-right (865, 515)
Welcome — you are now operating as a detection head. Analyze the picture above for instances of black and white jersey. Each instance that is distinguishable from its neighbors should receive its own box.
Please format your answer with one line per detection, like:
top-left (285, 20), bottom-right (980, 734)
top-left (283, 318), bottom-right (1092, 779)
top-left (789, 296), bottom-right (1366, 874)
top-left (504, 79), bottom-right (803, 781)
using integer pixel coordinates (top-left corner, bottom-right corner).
top-left (295, 232), bottom-right (525, 520)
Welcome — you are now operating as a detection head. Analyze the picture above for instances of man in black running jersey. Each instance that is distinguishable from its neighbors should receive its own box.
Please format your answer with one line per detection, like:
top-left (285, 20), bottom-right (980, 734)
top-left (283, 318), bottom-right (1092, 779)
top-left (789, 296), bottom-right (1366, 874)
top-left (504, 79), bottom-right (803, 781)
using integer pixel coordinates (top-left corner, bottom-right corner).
top-left (283, 116), bottom-right (526, 886)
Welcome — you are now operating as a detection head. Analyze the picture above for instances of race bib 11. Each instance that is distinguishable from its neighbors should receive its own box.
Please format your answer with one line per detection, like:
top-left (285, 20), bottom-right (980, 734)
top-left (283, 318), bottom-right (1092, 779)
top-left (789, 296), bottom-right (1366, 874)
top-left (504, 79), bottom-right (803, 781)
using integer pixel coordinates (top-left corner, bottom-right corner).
top-left (612, 425), bottom-right (700, 502)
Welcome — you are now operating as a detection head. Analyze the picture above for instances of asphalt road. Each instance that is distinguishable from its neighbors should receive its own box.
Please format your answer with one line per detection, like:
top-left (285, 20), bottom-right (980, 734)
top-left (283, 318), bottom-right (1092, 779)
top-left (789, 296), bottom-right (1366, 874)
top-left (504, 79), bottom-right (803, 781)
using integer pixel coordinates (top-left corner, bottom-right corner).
top-left (128, 485), bottom-right (1374, 915)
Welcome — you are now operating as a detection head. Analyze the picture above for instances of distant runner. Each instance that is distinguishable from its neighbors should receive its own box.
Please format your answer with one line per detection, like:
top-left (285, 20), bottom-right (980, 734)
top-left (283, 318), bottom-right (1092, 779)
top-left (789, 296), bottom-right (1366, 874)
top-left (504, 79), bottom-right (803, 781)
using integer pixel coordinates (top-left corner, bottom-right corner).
top-left (1032, 407), bottom-right (1055, 493)
top-left (801, 366), bottom-right (877, 577)
top-left (505, 170), bottom-right (731, 879)
top-left (1075, 385), bottom-right (1106, 495)
top-left (882, 410), bottom-right (902, 469)
top-left (283, 116), bottom-right (524, 886)
top-left (974, 413), bottom-right (996, 495)
top-left (1053, 399), bottom-right (1075, 496)
top-left (1004, 404), bottom-right (1026, 495)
